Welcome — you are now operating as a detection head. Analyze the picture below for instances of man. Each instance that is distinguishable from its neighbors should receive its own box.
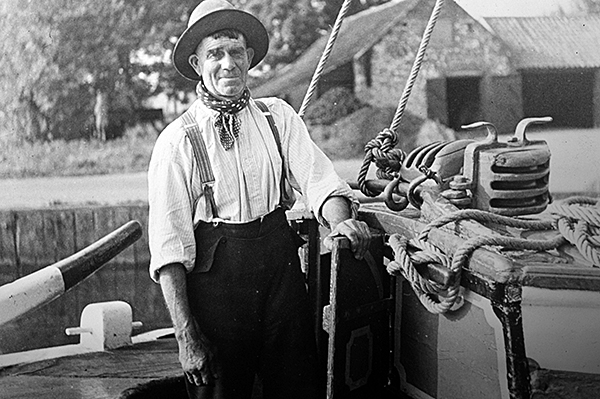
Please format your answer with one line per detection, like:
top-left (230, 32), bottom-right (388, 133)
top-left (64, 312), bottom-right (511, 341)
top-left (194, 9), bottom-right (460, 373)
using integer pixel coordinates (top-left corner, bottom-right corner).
top-left (148, 0), bottom-right (371, 398)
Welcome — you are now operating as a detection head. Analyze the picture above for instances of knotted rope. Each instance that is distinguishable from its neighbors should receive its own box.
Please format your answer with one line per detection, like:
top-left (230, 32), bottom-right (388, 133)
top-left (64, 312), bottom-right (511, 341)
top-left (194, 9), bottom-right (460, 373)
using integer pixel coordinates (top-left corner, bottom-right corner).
top-left (387, 234), bottom-right (459, 314)
top-left (357, 0), bottom-right (445, 199)
top-left (358, 128), bottom-right (406, 196)
top-left (386, 196), bottom-right (600, 314)
top-left (298, 0), bottom-right (353, 119)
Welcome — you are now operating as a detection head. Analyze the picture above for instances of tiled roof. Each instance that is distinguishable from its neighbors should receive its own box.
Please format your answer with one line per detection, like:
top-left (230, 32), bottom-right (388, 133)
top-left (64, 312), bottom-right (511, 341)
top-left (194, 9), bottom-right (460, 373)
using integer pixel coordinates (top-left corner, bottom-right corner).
top-left (484, 16), bottom-right (600, 69)
top-left (252, 0), bottom-right (420, 98)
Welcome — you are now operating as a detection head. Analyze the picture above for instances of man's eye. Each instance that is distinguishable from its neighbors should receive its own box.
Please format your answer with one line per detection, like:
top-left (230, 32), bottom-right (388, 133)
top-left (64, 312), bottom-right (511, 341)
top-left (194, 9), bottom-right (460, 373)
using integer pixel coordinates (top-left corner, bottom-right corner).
top-left (230, 49), bottom-right (245, 58)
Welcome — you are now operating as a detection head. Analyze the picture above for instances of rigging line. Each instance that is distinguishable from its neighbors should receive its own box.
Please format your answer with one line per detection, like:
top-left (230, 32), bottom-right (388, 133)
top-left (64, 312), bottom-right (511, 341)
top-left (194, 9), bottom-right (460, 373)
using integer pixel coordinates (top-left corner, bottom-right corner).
top-left (389, 0), bottom-right (444, 133)
top-left (298, 0), bottom-right (354, 119)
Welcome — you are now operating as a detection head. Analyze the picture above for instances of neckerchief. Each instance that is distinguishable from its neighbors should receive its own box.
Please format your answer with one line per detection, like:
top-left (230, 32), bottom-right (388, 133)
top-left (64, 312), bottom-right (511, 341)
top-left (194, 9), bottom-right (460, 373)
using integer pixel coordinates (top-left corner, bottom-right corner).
top-left (197, 80), bottom-right (250, 150)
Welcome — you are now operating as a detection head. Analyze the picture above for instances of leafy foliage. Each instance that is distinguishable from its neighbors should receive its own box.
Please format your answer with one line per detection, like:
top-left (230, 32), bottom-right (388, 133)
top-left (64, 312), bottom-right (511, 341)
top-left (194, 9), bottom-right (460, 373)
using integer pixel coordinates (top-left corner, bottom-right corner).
top-left (243, 0), bottom-right (324, 69)
top-left (0, 0), bottom-right (194, 143)
top-left (0, 0), bottom-right (393, 144)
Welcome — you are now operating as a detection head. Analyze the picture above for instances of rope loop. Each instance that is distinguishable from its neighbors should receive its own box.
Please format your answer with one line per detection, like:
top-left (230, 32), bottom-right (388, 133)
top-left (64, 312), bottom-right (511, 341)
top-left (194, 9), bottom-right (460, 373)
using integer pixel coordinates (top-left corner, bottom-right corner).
top-left (548, 196), bottom-right (600, 266)
top-left (358, 128), bottom-right (406, 196)
top-left (390, 196), bottom-right (600, 315)
top-left (387, 233), bottom-right (461, 314)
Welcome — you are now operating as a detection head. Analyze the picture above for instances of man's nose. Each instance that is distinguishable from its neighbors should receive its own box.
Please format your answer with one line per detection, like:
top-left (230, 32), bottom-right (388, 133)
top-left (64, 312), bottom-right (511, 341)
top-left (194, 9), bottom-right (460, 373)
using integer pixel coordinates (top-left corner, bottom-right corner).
top-left (220, 52), bottom-right (237, 69)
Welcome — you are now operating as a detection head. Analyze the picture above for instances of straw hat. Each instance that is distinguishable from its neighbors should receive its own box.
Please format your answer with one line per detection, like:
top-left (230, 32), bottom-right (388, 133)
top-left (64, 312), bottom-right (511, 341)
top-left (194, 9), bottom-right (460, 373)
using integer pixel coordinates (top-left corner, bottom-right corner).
top-left (172, 0), bottom-right (269, 80)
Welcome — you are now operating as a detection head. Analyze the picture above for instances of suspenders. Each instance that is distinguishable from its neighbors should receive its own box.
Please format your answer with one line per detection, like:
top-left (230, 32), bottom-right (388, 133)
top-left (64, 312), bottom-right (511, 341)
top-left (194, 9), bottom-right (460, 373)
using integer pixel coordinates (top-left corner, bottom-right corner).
top-left (181, 100), bottom-right (288, 219)
top-left (254, 100), bottom-right (291, 205)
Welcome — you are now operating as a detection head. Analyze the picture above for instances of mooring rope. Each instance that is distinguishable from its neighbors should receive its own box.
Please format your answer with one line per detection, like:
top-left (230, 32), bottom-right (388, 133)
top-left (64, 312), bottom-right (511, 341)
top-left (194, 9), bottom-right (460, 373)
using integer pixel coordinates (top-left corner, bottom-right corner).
top-left (417, 209), bottom-right (555, 240)
top-left (358, 128), bottom-right (406, 197)
top-left (547, 197), bottom-right (600, 265)
top-left (387, 196), bottom-right (600, 314)
top-left (298, 0), bottom-right (353, 119)
top-left (387, 234), bottom-right (459, 314)
top-left (389, 0), bottom-right (444, 133)
top-left (357, 0), bottom-right (445, 198)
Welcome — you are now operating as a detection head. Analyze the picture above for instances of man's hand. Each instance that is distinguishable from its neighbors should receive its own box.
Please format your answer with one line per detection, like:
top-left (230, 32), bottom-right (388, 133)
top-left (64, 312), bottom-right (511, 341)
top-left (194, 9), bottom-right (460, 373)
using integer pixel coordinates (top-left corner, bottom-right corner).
top-left (324, 218), bottom-right (371, 259)
top-left (178, 321), bottom-right (218, 386)
top-left (158, 264), bottom-right (218, 386)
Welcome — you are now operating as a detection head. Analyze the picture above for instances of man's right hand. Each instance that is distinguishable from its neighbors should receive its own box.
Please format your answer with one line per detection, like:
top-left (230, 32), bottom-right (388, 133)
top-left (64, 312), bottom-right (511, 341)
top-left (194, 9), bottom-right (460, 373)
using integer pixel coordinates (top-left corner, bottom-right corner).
top-left (158, 263), bottom-right (219, 387)
top-left (178, 321), bottom-right (219, 386)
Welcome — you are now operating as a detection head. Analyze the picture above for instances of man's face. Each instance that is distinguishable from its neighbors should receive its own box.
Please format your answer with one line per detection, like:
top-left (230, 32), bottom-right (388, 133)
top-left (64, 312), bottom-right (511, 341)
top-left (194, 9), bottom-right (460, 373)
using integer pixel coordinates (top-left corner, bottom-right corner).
top-left (189, 33), bottom-right (254, 100)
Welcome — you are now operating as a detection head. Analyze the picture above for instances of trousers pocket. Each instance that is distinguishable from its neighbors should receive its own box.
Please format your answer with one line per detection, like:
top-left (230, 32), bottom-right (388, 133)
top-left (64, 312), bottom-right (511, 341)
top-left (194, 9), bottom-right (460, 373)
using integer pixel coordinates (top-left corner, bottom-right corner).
top-left (191, 236), bottom-right (224, 274)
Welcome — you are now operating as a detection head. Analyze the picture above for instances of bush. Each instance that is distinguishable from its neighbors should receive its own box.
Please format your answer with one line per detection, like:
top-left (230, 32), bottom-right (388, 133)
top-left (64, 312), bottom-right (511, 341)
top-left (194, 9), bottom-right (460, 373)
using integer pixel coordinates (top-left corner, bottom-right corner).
top-left (304, 87), bottom-right (363, 125)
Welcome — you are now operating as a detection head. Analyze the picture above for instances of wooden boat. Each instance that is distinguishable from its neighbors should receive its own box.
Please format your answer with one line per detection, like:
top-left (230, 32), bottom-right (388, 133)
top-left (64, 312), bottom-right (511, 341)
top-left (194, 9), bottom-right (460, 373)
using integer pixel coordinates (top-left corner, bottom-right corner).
top-left (2, 2), bottom-right (600, 399)
top-left (1, 163), bottom-right (599, 399)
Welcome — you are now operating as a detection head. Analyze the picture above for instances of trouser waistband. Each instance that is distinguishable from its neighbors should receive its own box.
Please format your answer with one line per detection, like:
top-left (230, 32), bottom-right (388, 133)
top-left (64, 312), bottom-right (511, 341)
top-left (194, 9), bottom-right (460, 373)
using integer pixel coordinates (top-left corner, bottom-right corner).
top-left (194, 207), bottom-right (287, 239)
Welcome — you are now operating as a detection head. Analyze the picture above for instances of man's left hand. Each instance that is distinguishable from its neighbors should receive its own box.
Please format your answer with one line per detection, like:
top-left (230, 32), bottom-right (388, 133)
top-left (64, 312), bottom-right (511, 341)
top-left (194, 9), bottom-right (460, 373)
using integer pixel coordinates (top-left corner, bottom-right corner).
top-left (324, 219), bottom-right (371, 259)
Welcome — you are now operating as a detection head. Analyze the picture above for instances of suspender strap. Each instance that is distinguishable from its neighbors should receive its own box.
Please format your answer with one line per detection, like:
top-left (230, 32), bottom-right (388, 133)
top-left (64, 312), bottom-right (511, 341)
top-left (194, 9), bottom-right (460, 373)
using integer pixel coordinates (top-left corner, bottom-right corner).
top-left (182, 101), bottom-right (289, 219)
top-left (254, 100), bottom-right (291, 205)
top-left (181, 110), bottom-right (219, 219)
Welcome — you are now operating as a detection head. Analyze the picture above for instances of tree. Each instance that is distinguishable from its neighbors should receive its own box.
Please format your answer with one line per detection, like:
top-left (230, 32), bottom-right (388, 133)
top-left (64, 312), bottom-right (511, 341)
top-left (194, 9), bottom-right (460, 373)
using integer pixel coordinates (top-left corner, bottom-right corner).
top-left (244, 0), bottom-right (325, 69)
top-left (0, 0), bottom-right (390, 144)
top-left (0, 0), bottom-right (193, 142)
top-left (0, 0), bottom-right (58, 142)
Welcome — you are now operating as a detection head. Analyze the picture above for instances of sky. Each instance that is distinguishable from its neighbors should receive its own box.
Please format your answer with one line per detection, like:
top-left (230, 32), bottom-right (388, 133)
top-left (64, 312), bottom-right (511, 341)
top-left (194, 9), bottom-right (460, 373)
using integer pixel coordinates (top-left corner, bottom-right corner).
top-left (454, 0), bottom-right (579, 16)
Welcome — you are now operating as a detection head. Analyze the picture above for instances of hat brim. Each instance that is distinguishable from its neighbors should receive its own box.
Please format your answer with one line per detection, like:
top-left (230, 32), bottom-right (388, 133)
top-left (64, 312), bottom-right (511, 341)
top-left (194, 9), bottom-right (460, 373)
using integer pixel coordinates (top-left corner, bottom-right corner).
top-left (173, 9), bottom-right (269, 81)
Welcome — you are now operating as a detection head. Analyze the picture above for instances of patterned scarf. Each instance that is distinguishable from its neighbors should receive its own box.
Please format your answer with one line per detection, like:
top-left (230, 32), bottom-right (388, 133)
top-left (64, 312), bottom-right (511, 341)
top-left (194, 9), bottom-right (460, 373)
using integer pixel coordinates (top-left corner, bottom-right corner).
top-left (197, 80), bottom-right (250, 150)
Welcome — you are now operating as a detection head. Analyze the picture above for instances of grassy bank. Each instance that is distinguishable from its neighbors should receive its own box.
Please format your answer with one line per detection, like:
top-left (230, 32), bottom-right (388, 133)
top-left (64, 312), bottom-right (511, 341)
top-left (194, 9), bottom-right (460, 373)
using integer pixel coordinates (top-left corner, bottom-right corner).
top-left (0, 131), bottom-right (156, 179)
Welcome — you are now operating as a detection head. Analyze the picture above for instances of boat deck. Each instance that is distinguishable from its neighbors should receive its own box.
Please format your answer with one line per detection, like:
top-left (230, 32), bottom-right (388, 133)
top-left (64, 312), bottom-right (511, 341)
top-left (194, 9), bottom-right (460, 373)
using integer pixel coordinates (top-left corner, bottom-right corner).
top-left (0, 338), bottom-right (182, 399)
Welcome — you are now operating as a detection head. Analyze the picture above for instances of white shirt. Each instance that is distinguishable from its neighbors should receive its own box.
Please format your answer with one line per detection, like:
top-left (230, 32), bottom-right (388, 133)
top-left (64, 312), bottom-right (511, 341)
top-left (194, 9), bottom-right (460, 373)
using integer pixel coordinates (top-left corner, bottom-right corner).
top-left (148, 97), bottom-right (358, 281)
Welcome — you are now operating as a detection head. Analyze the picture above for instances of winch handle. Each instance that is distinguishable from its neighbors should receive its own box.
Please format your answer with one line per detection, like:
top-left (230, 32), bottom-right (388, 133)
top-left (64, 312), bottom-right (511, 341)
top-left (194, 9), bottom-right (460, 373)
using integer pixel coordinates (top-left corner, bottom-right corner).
top-left (461, 121), bottom-right (498, 144)
top-left (510, 116), bottom-right (553, 147)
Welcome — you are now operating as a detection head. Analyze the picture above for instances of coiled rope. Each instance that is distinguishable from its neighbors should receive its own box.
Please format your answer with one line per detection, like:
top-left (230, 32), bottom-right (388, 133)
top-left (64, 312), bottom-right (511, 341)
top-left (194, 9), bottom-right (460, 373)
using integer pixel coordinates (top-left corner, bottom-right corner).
top-left (386, 196), bottom-right (600, 314)
top-left (387, 234), bottom-right (458, 314)
top-left (298, 0), bottom-right (353, 119)
top-left (548, 196), bottom-right (600, 265)
top-left (357, 0), bottom-right (445, 197)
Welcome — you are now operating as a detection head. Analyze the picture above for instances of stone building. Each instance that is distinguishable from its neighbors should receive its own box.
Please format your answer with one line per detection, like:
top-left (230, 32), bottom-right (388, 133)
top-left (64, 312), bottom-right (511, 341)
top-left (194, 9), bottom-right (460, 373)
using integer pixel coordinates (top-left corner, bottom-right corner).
top-left (253, 0), bottom-right (600, 134)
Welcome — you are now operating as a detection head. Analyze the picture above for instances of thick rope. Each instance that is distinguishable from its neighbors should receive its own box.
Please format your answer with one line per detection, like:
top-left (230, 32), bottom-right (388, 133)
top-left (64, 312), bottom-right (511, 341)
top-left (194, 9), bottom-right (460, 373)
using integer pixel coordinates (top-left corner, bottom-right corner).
top-left (386, 196), bottom-right (600, 314)
top-left (418, 209), bottom-right (555, 241)
top-left (389, 0), bottom-right (444, 133)
top-left (357, 0), bottom-right (444, 198)
top-left (357, 128), bottom-right (406, 196)
top-left (387, 234), bottom-right (461, 314)
top-left (547, 197), bottom-right (600, 266)
top-left (298, 0), bottom-right (353, 119)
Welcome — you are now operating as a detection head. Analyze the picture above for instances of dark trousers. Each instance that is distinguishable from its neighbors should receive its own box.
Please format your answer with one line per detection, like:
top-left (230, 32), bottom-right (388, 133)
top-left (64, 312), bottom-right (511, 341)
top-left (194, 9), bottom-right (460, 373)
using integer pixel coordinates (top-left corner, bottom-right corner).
top-left (186, 208), bottom-right (320, 399)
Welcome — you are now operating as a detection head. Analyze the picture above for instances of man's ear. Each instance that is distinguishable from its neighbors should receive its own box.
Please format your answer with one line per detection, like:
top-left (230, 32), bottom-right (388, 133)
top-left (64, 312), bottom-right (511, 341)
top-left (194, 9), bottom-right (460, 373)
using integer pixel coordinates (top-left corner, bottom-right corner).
top-left (189, 54), bottom-right (201, 74)
top-left (246, 47), bottom-right (255, 66)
